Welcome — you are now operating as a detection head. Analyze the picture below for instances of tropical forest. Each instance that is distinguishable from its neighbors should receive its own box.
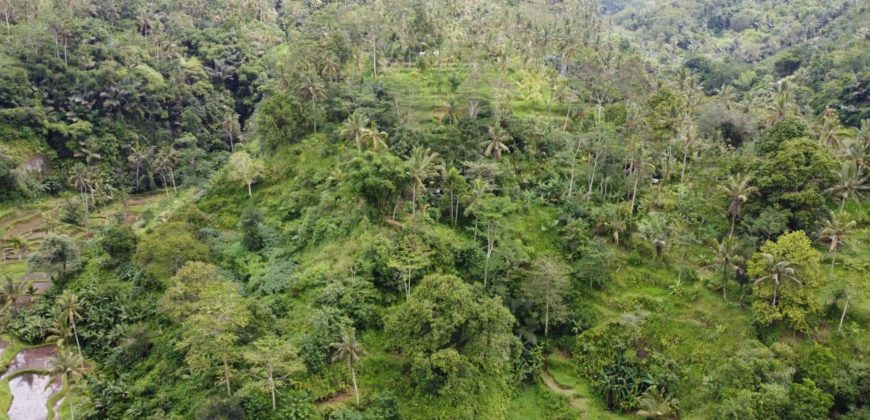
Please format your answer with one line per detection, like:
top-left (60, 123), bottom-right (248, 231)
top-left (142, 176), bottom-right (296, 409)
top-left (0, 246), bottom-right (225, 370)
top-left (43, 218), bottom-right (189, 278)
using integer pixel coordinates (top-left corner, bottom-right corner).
top-left (0, 0), bottom-right (868, 419)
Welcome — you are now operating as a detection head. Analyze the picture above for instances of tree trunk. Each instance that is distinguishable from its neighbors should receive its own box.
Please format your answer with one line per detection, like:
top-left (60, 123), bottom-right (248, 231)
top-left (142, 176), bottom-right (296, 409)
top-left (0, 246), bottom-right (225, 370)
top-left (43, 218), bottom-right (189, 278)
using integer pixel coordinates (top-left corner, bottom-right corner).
top-left (71, 317), bottom-right (82, 355)
top-left (484, 227), bottom-right (494, 288)
top-left (680, 150), bottom-right (688, 188)
top-left (269, 365), bottom-right (276, 411)
top-left (411, 184), bottom-right (417, 216)
top-left (830, 251), bottom-right (837, 279)
top-left (67, 379), bottom-right (75, 420)
top-left (586, 152), bottom-right (598, 201)
top-left (729, 213), bottom-right (737, 237)
top-left (223, 358), bottom-right (233, 396)
top-left (723, 266), bottom-right (728, 301)
top-left (772, 285), bottom-right (778, 307)
top-left (247, 181), bottom-right (252, 197)
top-left (544, 301), bottom-right (549, 337)
top-left (349, 359), bottom-right (360, 405)
top-left (838, 299), bottom-right (849, 333)
top-left (630, 166), bottom-right (640, 214)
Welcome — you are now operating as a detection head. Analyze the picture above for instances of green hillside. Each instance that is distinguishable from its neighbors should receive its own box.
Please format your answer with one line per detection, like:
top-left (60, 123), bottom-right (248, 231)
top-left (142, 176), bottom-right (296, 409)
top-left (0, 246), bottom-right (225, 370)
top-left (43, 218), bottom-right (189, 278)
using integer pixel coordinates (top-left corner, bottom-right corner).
top-left (0, 1), bottom-right (868, 419)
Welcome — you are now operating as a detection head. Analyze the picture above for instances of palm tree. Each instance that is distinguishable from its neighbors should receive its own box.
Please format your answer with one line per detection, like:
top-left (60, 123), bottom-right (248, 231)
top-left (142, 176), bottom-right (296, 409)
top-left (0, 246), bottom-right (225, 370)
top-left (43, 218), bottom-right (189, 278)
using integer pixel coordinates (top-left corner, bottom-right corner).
top-left (0, 275), bottom-right (28, 314)
top-left (720, 174), bottom-right (758, 236)
top-left (461, 179), bottom-right (491, 240)
top-left (819, 213), bottom-right (858, 279)
top-left (635, 386), bottom-right (679, 419)
top-left (46, 313), bottom-right (73, 347)
top-left (73, 138), bottom-right (103, 168)
top-left (57, 290), bottom-right (84, 355)
top-left (362, 124), bottom-right (388, 150)
top-left (340, 111), bottom-right (370, 151)
top-left (715, 84), bottom-right (734, 111)
top-left (834, 288), bottom-right (854, 334)
top-left (331, 327), bottom-right (363, 405)
top-left (481, 126), bottom-right (511, 160)
top-left (753, 253), bottom-right (801, 307)
top-left (47, 349), bottom-right (87, 420)
top-left (406, 147), bottom-right (441, 216)
top-left (67, 163), bottom-right (93, 221)
top-left (297, 73), bottom-right (326, 132)
top-left (126, 143), bottom-right (152, 190)
top-left (439, 98), bottom-right (461, 124)
top-left (816, 108), bottom-right (850, 149)
top-left (5, 236), bottom-right (26, 261)
top-left (221, 113), bottom-right (240, 152)
top-left (705, 237), bottom-right (743, 301)
top-left (825, 163), bottom-right (869, 211)
top-left (153, 145), bottom-right (179, 194)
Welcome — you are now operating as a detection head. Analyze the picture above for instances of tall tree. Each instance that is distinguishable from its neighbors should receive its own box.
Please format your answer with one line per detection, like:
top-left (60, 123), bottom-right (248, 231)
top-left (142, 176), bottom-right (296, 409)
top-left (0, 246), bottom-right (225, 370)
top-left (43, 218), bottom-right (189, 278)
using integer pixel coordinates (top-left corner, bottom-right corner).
top-left (818, 213), bottom-right (858, 279)
top-left (523, 256), bottom-right (569, 336)
top-left (481, 126), bottom-right (511, 160)
top-left (825, 163), bottom-right (869, 211)
top-left (228, 151), bottom-right (265, 197)
top-left (47, 349), bottom-right (87, 420)
top-left (720, 174), bottom-right (758, 236)
top-left (340, 111), bottom-right (371, 151)
top-left (748, 231), bottom-right (822, 332)
top-left (57, 290), bottom-right (84, 355)
top-left (162, 263), bottom-right (252, 397)
top-left (405, 146), bottom-right (440, 215)
top-left (705, 237), bottom-right (744, 301)
top-left (331, 327), bottom-right (363, 405)
top-left (244, 336), bottom-right (305, 411)
top-left (30, 234), bottom-right (80, 282)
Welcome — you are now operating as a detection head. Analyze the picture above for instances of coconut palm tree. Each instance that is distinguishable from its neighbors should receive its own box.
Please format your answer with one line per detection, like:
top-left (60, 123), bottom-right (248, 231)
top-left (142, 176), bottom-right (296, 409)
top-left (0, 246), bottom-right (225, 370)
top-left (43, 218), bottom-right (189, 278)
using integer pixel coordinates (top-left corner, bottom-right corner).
top-left (46, 313), bottom-right (74, 347)
top-left (221, 113), bottom-right (240, 152)
top-left (439, 98), bottom-right (461, 124)
top-left (720, 174), bottom-right (758, 236)
top-left (126, 143), bottom-right (152, 190)
top-left (834, 288), bottom-right (854, 334)
top-left (753, 253), bottom-right (801, 307)
top-left (0, 275), bottom-right (28, 315)
top-left (816, 108), bottom-right (850, 149)
top-left (297, 73), bottom-right (327, 132)
top-left (825, 163), bottom-right (869, 211)
top-left (57, 290), bottom-right (84, 355)
top-left (5, 236), bottom-right (26, 261)
top-left (481, 125), bottom-right (511, 160)
top-left (46, 349), bottom-right (87, 420)
top-left (340, 111), bottom-right (370, 151)
top-left (362, 124), bottom-right (389, 150)
top-left (153, 145), bottom-right (179, 194)
top-left (405, 147), bottom-right (441, 216)
top-left (705, 237), bottom-right (744, 301)
top-left (73, 138), bottom-right (103, 168)
top-left (331, 327), bottom-right (363, 405)
top-left (819, 213), bottom-right (858, 279)
top-left (67, 163), bottom-right (93, 220)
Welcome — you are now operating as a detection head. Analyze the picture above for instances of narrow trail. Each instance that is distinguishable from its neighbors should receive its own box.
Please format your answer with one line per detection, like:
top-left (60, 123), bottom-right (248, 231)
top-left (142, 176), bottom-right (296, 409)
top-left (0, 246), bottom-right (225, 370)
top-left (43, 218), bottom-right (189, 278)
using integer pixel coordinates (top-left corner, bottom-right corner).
top-left (540, 369), bottom-right (588, 415)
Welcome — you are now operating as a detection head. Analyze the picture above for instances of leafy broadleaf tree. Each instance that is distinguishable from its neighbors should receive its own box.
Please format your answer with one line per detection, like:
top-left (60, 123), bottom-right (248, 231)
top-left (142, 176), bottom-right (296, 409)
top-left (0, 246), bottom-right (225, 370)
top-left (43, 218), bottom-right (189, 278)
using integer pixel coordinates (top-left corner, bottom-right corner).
top-left (228, 151), bottom-right (265, 197)
top-left (384, 274), bottom-right (518, 418)
top-left (244, 336), bottom-right (305, 411)
top-left (748, 231), bottom-right (823, 332)
top-left (522, 256), bottom-right (569, 337)
top-left (162, 262), bottom-right (253, 397)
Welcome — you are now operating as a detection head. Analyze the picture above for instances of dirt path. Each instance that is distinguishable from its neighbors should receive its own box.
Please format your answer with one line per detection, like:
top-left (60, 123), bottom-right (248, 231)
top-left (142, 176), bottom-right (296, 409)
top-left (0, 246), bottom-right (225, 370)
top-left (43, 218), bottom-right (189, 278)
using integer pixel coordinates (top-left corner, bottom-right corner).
top-left (315, 391), bottom-right (352, 407)
top-left (540, 370), bottom-right (588, 415)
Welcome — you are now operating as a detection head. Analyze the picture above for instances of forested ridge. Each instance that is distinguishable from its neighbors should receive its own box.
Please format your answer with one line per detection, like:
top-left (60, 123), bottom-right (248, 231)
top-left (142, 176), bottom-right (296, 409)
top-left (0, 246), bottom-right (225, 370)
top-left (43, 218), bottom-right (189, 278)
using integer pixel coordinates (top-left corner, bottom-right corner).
top-left (0, 0), bottom-right (868, 419)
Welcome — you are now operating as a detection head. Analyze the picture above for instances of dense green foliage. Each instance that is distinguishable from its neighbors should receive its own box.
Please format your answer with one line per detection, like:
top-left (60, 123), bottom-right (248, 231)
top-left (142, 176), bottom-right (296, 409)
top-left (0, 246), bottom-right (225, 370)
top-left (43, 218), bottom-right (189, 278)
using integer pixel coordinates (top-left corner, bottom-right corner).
top-left (1, 0), bottom-right (868, 419)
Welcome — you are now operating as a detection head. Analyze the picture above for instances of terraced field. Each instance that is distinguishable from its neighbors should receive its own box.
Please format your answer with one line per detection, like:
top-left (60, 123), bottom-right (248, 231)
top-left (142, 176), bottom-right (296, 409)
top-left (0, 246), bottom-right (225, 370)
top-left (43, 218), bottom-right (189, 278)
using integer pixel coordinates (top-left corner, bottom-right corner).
top-left (0, 191), bottom-right (184, 282)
